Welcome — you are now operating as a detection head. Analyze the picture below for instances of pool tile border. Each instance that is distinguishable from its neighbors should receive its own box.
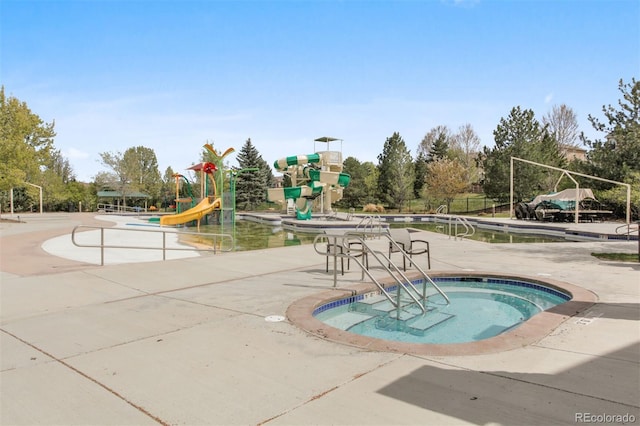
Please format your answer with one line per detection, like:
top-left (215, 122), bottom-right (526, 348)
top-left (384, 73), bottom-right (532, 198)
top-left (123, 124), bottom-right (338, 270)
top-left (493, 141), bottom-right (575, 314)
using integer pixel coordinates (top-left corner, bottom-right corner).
top-left (287, 271), bottom-right (598, 356)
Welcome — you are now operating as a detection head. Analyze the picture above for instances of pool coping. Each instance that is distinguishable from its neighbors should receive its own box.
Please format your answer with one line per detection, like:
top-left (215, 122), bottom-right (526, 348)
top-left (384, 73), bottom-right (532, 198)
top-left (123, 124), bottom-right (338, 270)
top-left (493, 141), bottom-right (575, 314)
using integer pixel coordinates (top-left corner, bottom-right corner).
top-left (287, 270), bottom-right (598, 356)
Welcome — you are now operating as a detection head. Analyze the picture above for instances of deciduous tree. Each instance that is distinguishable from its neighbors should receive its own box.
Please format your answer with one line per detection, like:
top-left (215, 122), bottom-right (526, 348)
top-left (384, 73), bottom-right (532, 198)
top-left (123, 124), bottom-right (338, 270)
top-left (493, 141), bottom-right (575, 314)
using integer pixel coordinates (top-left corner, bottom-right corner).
top-left (0, 86), bottom-right (56, 191)
top-left (543, 104), bottom-right (580, 149)
top-left (424, 158), bottom-right (467, 209)
top-left (450, 123), bottom-right (481, 190)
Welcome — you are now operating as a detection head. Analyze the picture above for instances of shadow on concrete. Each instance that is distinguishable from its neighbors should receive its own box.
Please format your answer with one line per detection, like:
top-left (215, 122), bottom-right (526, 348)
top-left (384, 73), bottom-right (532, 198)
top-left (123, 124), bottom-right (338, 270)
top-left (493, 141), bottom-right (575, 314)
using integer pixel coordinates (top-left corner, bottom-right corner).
top-left (580, 303), bottom-right (640, 321)
top-left (546, 299), bottom-right (640, 322)
top-left (377, 343), bottom-right (640, 425)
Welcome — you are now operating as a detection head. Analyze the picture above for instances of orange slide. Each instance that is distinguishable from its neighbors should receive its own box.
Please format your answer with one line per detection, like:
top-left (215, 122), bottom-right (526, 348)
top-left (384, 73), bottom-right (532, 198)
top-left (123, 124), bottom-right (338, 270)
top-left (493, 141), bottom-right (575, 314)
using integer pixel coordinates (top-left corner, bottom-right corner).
top-left (160, 197), bottom-right (221, 226)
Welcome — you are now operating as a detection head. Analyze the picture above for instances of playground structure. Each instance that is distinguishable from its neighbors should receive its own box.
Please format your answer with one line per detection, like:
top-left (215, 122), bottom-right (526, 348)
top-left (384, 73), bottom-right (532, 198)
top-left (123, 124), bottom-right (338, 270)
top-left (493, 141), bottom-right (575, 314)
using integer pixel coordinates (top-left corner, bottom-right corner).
top-left (267, 137), bottom-right (351, 220)
top-left (160, 162), bottom-right (221, 228)
top-left (169, 174), bottom-right (197, 213)
top-left (160, 145), bottom-right (236, 228)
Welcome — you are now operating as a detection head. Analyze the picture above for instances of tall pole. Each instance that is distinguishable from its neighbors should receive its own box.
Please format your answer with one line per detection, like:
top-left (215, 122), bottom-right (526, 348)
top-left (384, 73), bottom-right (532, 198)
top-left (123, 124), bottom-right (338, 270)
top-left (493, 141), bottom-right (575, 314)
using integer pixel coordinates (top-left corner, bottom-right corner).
top-left (509, 157), bottom-right (514, 220)
top-left (25, 183), bottom-right (43, 214)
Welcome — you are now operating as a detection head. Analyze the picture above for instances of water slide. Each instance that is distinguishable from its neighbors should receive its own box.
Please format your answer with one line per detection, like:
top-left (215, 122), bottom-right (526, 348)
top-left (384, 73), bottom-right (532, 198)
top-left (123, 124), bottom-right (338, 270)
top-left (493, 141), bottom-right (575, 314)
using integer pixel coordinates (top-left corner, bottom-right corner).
top-left (160, 197), bottom-right (222, 226)
top-left (267, 153), bottom-right (350, 219)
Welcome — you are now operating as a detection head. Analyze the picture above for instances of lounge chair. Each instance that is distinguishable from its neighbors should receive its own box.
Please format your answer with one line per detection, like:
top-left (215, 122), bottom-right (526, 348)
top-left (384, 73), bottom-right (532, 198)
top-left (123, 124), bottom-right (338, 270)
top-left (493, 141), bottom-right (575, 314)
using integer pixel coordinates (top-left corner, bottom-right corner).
top-left (325, 239), bottom-right (345, 275)
top-left (388, 228), bottom-right (431, 271)
top-left (325, 232), bottom-right (369, 274)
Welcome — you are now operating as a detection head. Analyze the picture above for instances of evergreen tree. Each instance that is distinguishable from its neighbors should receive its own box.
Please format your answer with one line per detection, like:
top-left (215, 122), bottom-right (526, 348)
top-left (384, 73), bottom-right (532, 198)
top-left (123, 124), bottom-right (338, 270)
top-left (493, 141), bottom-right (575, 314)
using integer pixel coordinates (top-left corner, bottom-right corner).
top-left (479, 106), bottom-right (563, 202)
top-left (377, 132), bottom-right (414, 211)
top-left (418, 125), bottom-right (452, 163)
top-left (579, 78), bottom-right (640, 186)
top-left (413, 151), bottom-right (428, 198)
top-left (339, 156), bottom-right (368, 208)
top-left (235, 138), bottom-right (269, 210)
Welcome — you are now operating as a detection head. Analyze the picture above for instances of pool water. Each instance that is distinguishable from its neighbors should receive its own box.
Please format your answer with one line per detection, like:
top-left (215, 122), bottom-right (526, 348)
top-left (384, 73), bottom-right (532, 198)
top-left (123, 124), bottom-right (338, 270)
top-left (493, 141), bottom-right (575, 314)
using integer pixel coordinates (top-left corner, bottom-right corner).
top-left (313, 277), bottom-right (570, 344)
top-left (182, 219), bottom-right (564, 251)
top-left (389, 223), bottom-right (565, 243)
top-left (183, 221), bottom-right (317, 251)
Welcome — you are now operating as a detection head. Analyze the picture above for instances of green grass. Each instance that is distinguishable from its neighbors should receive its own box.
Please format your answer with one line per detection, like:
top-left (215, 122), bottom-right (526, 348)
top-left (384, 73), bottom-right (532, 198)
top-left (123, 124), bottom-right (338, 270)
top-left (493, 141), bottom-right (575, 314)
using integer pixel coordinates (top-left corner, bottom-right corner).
top-left (591, 252), bottom-right (639, 262)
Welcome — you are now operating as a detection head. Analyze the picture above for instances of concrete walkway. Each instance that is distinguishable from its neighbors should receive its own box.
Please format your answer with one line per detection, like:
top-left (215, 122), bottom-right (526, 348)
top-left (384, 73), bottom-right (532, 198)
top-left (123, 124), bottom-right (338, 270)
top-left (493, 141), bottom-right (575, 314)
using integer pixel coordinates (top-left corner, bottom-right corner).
top-left (1, 213), bottom-right (638, 425)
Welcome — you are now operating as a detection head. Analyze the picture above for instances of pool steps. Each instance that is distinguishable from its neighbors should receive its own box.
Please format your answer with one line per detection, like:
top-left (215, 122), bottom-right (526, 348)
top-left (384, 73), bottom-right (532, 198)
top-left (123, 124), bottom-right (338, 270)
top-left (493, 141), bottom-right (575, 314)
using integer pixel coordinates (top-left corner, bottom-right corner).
top-left (344, 295), bottom-right (457, 337)
top-left (321, 311), bottom-right (373, 330)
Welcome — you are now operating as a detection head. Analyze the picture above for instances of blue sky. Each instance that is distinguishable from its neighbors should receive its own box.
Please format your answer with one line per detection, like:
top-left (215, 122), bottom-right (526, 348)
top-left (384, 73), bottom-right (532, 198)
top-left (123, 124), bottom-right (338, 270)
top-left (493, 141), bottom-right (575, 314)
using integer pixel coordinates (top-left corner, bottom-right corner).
top-left (2, 0), bottom-right (638, 182)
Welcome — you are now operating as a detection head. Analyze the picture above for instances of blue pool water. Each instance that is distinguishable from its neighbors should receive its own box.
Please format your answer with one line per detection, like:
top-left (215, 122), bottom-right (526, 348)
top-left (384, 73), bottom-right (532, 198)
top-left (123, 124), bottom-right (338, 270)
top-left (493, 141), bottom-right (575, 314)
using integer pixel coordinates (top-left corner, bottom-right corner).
top-left (314, 277), bottom-right (570, 344)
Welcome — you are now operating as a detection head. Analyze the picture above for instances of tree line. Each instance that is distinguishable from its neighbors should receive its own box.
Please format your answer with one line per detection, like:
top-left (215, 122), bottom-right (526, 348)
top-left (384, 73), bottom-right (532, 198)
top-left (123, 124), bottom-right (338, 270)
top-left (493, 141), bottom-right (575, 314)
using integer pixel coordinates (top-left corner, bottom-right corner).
top-left (1, 79), bottom-right (638, 218)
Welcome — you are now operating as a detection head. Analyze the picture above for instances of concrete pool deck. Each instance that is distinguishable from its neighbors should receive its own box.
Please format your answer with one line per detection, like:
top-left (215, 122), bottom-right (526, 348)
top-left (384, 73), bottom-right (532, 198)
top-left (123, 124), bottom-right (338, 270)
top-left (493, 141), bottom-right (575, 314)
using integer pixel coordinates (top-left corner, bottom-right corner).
top-left (1, 213), bottom-right (638, 425)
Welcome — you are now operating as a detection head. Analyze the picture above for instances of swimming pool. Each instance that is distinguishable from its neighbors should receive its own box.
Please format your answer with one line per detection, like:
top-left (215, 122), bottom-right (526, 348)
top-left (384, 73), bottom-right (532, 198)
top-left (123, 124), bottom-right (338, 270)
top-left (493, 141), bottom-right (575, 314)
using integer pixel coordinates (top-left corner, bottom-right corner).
top-left (186, 219), bottom-right (564, 251)
top-left (313, 277), bottom-right (570, 344)
top-left (287, 272), bottom-right (596, 356)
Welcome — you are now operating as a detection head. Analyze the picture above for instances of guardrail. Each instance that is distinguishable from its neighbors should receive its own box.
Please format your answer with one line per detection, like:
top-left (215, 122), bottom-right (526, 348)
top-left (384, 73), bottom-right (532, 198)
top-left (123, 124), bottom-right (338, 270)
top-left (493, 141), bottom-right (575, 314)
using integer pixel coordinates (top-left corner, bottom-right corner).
top-left (616, 223), bottom-right (639, 239)
top-left (355, 214), bottom-right (384, 236)
top-left (450, 215), bottom-right (476, 240)
top-left (71, 225), bottom-right (233, 266)
top-left (313, 231), bottom-right (449, 313)
top-left (97, 203), bottom-right (150, 215)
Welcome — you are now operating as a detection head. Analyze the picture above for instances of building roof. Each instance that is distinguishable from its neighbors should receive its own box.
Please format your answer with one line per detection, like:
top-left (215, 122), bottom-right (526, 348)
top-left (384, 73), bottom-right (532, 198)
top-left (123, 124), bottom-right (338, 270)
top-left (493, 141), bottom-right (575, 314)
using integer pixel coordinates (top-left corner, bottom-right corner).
top-left (97, 190), bottom-right (150, 198)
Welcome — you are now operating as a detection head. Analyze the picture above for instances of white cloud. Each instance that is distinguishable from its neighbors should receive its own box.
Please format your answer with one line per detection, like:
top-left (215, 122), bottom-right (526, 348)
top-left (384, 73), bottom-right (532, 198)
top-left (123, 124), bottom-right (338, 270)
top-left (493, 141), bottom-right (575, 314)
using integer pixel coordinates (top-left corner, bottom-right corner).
top-left (65, 147), bottom-right (90, 159)
top-left (545, 92), bottom-right (554, 104)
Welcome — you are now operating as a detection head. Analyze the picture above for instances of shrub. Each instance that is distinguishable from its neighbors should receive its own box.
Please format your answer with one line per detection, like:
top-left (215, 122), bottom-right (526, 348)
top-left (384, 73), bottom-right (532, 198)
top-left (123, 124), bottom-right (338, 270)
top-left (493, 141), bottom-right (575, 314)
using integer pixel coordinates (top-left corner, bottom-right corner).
top-left (363, 203), bottom-right (385, 213)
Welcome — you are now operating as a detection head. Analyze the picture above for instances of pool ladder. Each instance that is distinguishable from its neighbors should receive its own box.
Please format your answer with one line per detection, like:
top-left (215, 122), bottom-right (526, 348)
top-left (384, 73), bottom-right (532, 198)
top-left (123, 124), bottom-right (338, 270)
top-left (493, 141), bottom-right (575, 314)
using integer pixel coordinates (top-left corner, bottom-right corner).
top-left (314, 232), bottom-right (450, 315)
top-left (355, 214), bottom-right (384, 237)
top-left (433, 214), bottom-right (476, 240)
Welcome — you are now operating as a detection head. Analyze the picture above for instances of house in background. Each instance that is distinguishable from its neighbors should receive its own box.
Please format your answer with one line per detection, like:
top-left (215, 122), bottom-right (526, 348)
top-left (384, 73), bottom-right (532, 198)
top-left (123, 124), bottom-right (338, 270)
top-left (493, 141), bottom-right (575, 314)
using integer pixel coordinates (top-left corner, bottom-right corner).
top-left (561, 145), bottom-right (587, 161)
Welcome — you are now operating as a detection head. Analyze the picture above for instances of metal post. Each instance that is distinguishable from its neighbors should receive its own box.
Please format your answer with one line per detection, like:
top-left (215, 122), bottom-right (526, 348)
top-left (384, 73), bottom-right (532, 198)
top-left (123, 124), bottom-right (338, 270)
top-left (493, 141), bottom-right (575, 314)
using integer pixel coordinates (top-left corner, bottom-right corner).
top-left (162, 232), bottom-right (166, 261)
top-left (509, 157), bottom-right (514, 220)
top-left (332, 236), bottom-right (338, 288)
top-left (100, 227), bottom-right (105, 266)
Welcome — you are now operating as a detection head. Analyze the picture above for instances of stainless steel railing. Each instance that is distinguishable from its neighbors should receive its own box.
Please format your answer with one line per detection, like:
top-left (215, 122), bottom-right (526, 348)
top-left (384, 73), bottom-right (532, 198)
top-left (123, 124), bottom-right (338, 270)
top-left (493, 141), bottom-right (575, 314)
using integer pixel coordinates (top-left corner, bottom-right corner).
top-left (71, 225), bottom-right (233, 266)
top-left (314, 232), bottom-right (449, 314)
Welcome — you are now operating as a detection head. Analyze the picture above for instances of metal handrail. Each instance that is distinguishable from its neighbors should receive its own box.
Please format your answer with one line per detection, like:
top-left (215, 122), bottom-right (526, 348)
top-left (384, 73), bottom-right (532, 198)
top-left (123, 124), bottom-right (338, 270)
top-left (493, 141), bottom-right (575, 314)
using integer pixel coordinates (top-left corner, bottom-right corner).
top-left (355, 214), bottom-right (383, 237)
top-left (313, 232), bottom-right (450, 313)
top-left (71, 225), bottom-right (234, 266)
top-left (454, 216), bottom-right (476, 240)
top-left (314, 233), bottom-right (418, 310)
top-left (97, 203), bottom-right (147, 215)
top-left (615, 223), bottom-right (639, 239)
top-left (436, 205), bottom-right (448, 214)
top-left (441, 214), bottom-right (476, 240)
top-left (383, 231), bottom-right (450, 305)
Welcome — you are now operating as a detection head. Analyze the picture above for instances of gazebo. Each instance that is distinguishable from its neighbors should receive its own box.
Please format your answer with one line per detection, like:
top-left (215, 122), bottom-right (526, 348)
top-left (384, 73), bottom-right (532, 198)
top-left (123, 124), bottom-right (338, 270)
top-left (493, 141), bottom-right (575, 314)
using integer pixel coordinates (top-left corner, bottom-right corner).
top-left (97, 190), bottom-right (150, 211)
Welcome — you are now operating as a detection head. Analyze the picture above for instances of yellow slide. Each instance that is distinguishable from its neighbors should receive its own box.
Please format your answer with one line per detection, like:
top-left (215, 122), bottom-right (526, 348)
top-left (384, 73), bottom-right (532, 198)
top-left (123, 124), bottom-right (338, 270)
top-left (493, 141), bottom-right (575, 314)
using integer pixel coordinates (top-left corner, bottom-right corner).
top-left (160, 197), bottom-right (222, 226)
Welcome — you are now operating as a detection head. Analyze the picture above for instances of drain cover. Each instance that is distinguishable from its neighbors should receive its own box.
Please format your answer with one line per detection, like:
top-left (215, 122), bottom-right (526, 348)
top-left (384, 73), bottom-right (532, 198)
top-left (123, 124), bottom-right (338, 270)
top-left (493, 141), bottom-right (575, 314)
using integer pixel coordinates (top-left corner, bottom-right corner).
top-left (265, 315), bottom-right (286, 322)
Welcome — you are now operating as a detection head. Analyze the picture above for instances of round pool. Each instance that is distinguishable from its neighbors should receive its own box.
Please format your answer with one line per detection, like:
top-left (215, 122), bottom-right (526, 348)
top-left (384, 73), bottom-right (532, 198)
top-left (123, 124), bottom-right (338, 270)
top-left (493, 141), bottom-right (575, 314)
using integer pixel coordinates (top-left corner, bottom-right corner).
top-left (287, 272), bottom-right (597, 356)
